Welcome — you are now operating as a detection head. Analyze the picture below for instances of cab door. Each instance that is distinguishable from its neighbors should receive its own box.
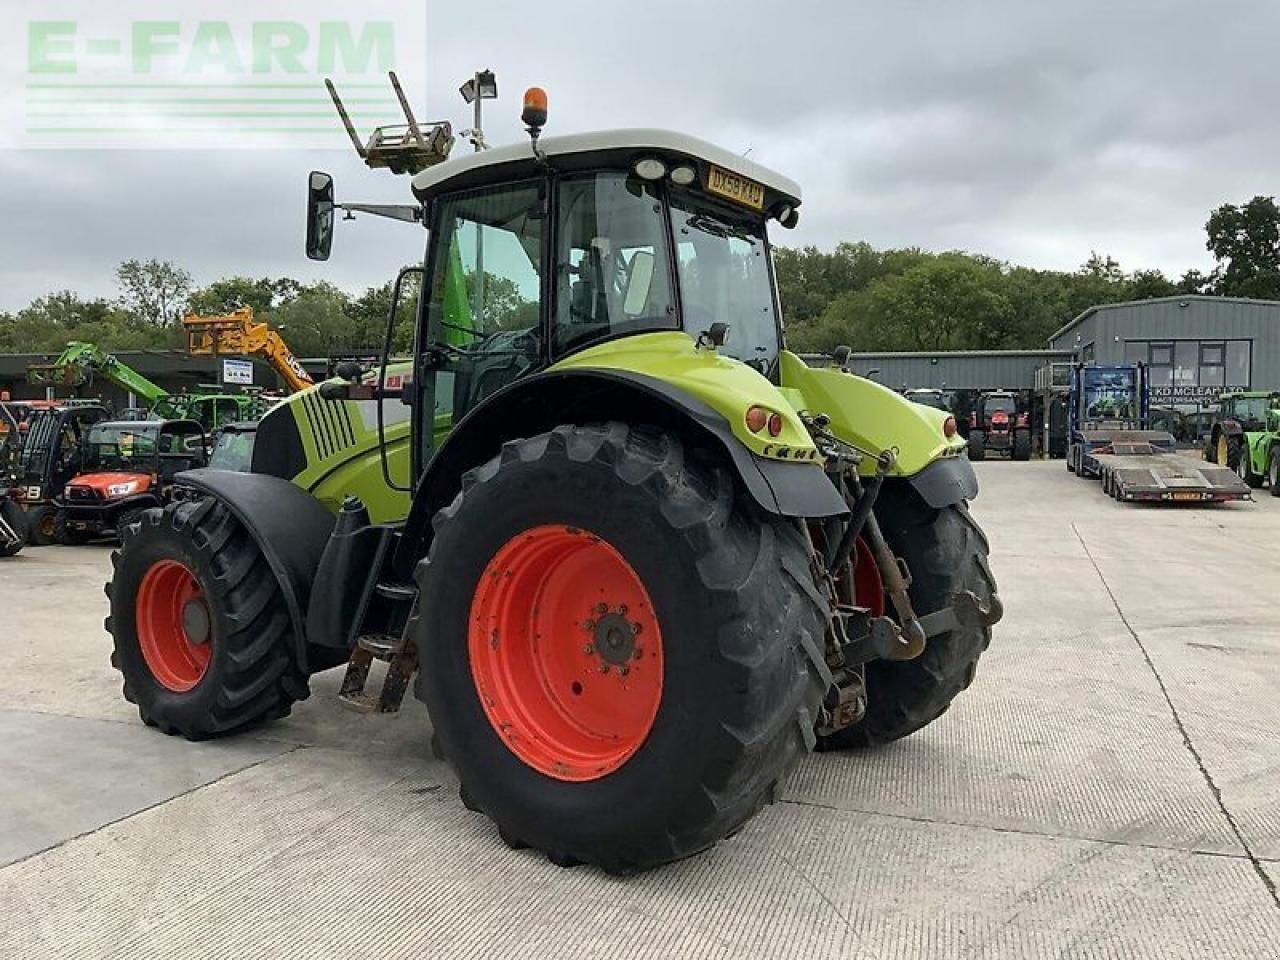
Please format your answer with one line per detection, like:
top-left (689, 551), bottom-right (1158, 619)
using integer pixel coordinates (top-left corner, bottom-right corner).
top-left (413, 180), bottom-right (547, 474)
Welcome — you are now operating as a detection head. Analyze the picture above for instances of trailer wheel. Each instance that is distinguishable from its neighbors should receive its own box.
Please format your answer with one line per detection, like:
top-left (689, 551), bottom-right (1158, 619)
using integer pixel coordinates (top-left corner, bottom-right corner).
top-left (106, 498), bottom-right (307, 739)
top-left (1269, 447), bottom-right (1280, 497)
top-left (1012, 430), bottom-right (1031, 461)
top-left (415, 423), bottom-right (828, 873)
top-left (967, 433), bottom-right (986, 462)
top-left (817, 483), bottom-right (995, 749)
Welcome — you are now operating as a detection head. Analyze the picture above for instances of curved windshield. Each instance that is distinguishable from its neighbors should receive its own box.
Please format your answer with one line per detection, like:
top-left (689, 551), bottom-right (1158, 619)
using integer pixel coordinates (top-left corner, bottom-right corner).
top-left (1229, 396), bottom-right (1272, 423)
top-left (84, 425), bottom-right (158, 473)
top-left (669, 190), bottom-right (779, 372)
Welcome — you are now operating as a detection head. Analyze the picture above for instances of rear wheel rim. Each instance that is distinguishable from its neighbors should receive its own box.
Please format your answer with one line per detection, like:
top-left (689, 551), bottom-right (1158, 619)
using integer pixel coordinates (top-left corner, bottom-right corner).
top-left (1217, 435), bottom-right (1228, 466)
top-left (469, 526), bottom-right (664, 782)
top-left (136, 559), bottom-right (212, 692)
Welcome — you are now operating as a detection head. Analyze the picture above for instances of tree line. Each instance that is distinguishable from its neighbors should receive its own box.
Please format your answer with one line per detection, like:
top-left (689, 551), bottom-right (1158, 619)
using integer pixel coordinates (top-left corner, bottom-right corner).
top-left (3, 196), bottom-right (1277, 359)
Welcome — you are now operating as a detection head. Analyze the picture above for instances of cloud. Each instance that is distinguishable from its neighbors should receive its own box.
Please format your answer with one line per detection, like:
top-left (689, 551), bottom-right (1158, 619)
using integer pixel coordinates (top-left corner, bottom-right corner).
top-left (2, 0), bottom-right (1278, 312)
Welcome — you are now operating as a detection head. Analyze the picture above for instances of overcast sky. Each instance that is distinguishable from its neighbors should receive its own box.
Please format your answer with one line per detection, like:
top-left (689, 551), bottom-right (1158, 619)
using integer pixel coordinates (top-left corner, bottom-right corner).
top-left (1, 0), bottom-right (1277, 313)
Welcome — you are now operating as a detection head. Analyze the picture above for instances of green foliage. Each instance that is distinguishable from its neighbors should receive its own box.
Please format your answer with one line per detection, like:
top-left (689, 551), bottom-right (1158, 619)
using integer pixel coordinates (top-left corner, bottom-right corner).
top-left (116, 259), bottom-right (193, 327)
top-left (1203, 196), bottom-right (1280, 299)
top-left (780, 246), bottom-right (1182, 354)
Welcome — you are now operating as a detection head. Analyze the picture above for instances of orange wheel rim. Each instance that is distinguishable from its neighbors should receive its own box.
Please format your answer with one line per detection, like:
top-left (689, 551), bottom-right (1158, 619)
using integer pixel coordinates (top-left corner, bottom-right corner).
top-left (469, 525), bottom-right (664, 782)
top-left (136, 559), bottom-right (212, 692)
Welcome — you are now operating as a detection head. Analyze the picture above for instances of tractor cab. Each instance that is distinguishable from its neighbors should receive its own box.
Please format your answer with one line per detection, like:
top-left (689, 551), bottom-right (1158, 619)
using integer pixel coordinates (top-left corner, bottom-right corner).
top-left (905, 388), bottom-right (950, 411)
top-left (12, 403), bottom-right (108, 544)
top-left (58, 419), bottom-right (208, 542)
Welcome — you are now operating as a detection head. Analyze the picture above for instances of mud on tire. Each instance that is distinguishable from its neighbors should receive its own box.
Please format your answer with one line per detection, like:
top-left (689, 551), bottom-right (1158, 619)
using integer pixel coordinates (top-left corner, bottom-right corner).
top-left (415, 422), bottom-right (829, 873)
top-left (106, 498), bottom-right (308, 739)
top-left (817, 482), bottom-right (996, 750)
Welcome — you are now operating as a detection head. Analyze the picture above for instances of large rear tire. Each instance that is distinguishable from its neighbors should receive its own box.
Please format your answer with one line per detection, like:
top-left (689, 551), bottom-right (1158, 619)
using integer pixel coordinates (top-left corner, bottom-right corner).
top-left (967, 432), bottom-right (986, 462)
top-left (106, 498), bottom-right (308, 739)
top-left (415, 423), bottom-right (828, 873)
top-left (817, 483), bottom-right (995, 750)
top-left (1012, 429), bottom-right (1032, 461)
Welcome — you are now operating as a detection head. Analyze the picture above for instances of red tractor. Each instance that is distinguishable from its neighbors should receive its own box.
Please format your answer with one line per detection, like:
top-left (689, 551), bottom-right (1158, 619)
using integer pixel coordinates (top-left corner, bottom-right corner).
top-left (967, 390), bottom-right (1031, 461)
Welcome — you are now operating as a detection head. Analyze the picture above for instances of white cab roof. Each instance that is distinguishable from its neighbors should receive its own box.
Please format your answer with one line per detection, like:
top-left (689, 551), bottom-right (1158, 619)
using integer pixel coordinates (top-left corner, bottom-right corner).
top-left (411, 128), bottom-right (801, 206)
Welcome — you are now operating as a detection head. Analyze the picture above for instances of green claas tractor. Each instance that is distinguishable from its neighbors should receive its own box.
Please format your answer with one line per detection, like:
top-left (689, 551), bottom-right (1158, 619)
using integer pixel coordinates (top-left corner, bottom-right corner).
top-left (105, 83), bottom-right (1001, 872)
top-left (1205, 390), bottom-right (1280, 489)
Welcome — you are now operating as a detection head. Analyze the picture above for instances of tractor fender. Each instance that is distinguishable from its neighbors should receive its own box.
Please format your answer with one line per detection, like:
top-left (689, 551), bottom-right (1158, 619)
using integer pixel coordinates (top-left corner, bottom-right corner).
top-left (175, 468), bottom-right (335, 671)
top-left (393, 369), bottom-right (848, 577)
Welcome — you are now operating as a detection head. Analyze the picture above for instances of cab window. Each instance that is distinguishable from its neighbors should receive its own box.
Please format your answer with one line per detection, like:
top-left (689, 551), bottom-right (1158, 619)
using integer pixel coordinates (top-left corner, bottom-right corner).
top-left (552, 173), bottom-right (675, 356)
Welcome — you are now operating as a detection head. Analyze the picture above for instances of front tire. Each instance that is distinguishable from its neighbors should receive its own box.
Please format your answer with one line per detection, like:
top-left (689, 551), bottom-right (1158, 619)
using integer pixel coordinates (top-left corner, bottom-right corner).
top-left (415, 423), bottom-right (828, 873)
top-left (817, 483), bottom-right (996, 750)
top-left (106, 498), bottom-right (307, 739)
top-left (27, 505), bottom-right (57, 546)
top-left (54, 510), bottom-right (91, 545)
top-left (1237, 442), bottom-right (1262, 488)
top-left (1268, 446), bottom-right (1280, 497)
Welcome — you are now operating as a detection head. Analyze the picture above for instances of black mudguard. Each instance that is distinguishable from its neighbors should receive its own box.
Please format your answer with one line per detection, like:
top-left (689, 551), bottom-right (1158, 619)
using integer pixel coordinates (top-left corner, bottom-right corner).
top-left (176, 468), bottom-right (335, 670)
top-left (395, 368), bottom-right (848, 577)
top-left (909, 455), bottom-right (979, 508)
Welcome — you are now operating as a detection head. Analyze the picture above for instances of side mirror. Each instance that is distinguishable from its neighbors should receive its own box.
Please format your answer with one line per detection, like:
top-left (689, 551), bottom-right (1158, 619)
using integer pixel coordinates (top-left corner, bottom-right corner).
top-left (306, 171), bottom-right (335, 261)
top-left (622, 250), bottom-right (656, 316)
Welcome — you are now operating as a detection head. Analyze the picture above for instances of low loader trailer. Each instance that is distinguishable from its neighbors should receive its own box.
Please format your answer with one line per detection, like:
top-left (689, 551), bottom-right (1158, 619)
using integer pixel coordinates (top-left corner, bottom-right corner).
top-left (1077, 430), bottom-right (1249, 503)
top-left (1067, 363), bottom-right (1249, 504)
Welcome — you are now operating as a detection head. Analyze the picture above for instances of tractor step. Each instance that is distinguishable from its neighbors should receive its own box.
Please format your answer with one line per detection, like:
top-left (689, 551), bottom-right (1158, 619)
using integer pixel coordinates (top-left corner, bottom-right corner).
top-left (338, 632), bottom-right (418, 714)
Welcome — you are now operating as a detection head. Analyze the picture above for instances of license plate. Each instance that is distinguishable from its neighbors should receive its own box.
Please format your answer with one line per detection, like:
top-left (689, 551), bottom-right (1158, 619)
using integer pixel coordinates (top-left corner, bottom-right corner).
top-left (1172, 492), bottom-right (1201, 501)
top-left (706, 165), bottom-right (765, 210)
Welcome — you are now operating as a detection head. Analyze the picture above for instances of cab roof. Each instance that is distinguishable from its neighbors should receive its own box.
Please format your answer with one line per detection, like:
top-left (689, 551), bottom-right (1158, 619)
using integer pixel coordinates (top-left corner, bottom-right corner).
top-left (411, 128), bottom-right (802, 211)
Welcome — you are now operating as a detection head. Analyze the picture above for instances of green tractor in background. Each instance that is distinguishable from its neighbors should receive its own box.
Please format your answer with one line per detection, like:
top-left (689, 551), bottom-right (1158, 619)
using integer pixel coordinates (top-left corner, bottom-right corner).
top-left (105, 83), bottom-right (1001, 872)
top-left (1205, 390), bottom-right (1280, 489)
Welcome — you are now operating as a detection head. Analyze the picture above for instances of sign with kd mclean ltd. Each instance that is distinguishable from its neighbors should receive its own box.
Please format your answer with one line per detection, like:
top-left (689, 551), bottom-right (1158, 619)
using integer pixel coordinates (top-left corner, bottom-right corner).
top-left (1, 1), bottom-right (425, 150)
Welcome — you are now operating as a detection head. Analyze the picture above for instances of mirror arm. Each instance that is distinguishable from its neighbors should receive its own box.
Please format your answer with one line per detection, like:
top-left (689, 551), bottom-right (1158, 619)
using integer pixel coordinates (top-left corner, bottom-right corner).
top-left (337, 203), bottom-right (422, 224)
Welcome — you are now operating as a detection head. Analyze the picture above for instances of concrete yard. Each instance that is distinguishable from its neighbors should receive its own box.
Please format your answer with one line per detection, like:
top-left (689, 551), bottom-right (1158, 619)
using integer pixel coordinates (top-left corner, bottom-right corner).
top-left (1, 461), bottom-right (1278, 958)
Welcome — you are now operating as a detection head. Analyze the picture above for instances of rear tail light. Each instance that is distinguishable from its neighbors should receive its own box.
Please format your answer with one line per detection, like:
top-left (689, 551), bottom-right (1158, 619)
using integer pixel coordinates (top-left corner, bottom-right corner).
top-left (943, 416), bottom-right (957, 438)
top-left (745, 406), bottom-right (768, 433)
top-left (767, 413), bottom-right (783, 437)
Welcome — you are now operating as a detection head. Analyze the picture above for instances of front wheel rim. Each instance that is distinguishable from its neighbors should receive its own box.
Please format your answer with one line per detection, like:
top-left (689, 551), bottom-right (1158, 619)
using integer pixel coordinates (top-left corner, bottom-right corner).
top-left (136, 559), bottom-right (212, 692)
top-left (469, 525), bottom-right (664, 782)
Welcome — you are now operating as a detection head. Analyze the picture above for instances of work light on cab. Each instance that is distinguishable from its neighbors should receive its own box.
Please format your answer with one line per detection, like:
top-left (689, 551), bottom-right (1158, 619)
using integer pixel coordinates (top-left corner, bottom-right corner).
top-left (669, 165), bottom-right (697, 186)
top-left (634, 157), bottom-right (667, 181)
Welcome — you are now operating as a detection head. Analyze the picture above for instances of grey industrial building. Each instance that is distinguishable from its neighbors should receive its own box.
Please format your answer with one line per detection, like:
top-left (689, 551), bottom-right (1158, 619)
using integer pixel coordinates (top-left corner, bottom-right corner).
top-left (840, 295), bottom-right (1280, 413)
top-left (838, 349), bottom-right (1073, 392)
top-left (1047, 295), bottom-right (1280, 409)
